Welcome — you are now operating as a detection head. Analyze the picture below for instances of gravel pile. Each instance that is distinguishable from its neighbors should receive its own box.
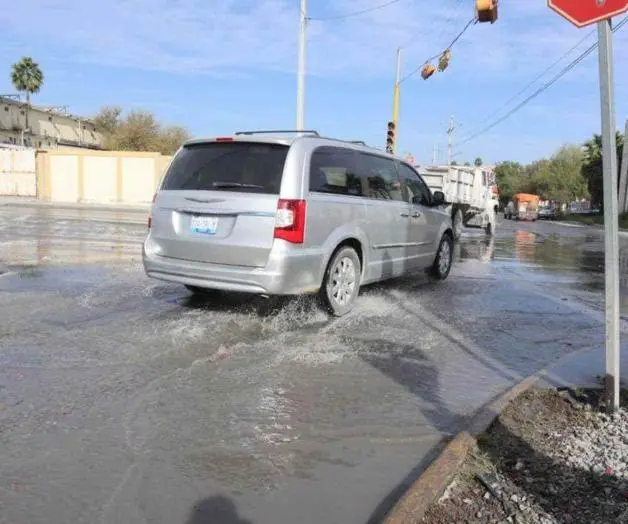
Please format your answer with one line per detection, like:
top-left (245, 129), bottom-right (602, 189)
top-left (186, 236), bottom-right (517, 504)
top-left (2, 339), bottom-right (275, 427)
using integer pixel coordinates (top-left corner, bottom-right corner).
top-left (555, 407), bottom-right (628, 482)
top-left (422, 389), bottom-right (628, 524)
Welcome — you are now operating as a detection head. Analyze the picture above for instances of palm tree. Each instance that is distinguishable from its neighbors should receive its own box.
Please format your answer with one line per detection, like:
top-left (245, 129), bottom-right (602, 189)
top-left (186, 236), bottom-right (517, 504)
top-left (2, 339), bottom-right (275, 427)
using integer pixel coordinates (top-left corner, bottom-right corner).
top-left (582, 132), bottom-right (623, 210)
top-left (11, 57), bottom-right (44, 145)
top-left (11, 57), bottom-right (44, 105)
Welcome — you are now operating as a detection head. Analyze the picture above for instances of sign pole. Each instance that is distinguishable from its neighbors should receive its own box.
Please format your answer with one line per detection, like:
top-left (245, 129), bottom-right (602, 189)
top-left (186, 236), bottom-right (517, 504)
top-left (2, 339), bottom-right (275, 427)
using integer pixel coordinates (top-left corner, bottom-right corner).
top-left (597, 18), bottom-right (620, 412)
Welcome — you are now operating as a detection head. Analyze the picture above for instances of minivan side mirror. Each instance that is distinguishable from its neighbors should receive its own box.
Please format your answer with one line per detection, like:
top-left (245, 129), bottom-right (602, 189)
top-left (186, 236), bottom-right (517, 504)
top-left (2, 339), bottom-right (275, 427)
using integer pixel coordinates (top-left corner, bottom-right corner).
top-left (432, 191), bottom-right (446, 206)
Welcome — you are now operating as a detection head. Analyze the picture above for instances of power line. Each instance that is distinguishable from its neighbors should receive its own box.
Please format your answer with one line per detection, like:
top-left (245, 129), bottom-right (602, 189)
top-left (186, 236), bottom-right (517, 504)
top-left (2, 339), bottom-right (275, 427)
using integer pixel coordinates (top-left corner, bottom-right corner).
top-left (475, 27), bottom-right (597, 128)
top-left (308, 0), bottom-right (405, 21)
top-left (400, 17), bottom-right (476, 83)
top-left (456, 16), bottom-right (628, 148)
top-left (399, 0), bottom-right (464, 50)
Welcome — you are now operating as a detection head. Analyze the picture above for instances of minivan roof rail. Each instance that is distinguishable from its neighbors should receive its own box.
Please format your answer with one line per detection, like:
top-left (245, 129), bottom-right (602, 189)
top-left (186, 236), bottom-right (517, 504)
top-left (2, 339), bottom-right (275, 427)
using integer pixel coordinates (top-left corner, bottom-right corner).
top-left (235, 129), bottom-right (320, 136)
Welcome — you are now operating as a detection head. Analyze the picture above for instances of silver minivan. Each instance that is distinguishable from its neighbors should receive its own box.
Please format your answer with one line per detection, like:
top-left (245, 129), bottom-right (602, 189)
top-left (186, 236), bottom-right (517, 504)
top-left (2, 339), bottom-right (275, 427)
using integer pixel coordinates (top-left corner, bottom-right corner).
top-left (143, 130), bottom-right (454, 316)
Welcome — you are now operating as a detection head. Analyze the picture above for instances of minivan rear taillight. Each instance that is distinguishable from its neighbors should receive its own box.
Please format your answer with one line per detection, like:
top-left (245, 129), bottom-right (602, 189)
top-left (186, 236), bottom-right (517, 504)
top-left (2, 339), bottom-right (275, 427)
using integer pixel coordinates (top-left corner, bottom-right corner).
top-left (274, 199), bottom-right (306, 244)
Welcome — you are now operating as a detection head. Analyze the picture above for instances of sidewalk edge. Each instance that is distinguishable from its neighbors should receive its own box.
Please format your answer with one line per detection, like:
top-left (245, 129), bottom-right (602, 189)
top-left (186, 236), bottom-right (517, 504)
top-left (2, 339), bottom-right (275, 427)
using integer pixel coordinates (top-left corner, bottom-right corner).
top-left (383, 373), bottom-right (542, 524)
top-left (0, 198), bottom-right (150, 213)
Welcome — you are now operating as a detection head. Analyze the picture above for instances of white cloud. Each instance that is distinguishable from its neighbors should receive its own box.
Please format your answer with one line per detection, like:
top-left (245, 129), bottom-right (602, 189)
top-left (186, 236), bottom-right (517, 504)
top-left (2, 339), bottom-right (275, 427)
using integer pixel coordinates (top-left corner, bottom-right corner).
top-left (3, 0), bottom-right (627, 163)
top-left (3, 0), bottom-right (626, 83)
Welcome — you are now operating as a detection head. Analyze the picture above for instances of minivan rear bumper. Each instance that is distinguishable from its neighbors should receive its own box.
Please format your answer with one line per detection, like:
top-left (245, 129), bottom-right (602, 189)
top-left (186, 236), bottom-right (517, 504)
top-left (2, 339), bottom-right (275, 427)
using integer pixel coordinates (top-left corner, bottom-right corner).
top-left (142, 239), bottom-right (325, 295)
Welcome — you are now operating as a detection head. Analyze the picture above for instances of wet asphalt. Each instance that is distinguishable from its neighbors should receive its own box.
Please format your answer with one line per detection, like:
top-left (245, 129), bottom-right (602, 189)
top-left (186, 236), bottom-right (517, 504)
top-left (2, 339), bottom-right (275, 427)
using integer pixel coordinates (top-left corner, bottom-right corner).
top-left (0, 204), bottom-right (627, 524)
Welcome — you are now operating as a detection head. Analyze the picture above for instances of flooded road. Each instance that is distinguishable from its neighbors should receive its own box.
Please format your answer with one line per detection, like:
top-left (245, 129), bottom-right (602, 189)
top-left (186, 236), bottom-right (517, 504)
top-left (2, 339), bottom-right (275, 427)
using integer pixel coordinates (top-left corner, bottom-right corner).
top-left (0, 204), bottom-right (626, 524)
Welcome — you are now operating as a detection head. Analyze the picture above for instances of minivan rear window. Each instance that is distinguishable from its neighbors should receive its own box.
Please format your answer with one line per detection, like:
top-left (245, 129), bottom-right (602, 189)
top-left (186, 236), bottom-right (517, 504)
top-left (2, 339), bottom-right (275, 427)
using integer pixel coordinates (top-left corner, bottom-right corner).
top-left (161, 142), bottom-right (289, 194)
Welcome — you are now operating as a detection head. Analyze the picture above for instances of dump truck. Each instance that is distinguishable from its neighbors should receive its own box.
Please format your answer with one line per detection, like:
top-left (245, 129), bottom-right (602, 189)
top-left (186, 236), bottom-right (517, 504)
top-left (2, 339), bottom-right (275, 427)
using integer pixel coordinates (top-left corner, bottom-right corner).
top-left (511, 193), bottom-right (539, 221)
top-left (416, 164), bottom-right (498, 240)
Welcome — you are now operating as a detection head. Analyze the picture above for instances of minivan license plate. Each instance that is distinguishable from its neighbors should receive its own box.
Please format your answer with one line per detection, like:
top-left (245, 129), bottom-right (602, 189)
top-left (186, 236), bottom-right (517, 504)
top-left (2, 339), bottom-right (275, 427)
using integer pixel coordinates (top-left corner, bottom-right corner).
top-left (190, 215), bottom-right (218, 235)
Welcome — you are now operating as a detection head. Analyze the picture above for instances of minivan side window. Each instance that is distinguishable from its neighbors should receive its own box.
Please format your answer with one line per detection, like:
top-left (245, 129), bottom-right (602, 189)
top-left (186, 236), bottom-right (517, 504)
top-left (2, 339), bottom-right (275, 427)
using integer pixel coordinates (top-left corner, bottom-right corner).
top-left (397, 162), bottom-right (432, 206)
top-left (357, 153), bottom-right (404, 202)
top-left (309, 146), bottom-right (363, 197)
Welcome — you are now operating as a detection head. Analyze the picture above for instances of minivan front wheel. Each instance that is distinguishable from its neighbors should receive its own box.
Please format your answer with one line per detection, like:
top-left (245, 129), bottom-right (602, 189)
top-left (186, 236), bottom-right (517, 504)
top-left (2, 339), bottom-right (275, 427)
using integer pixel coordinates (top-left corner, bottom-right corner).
top-left (428, 234), bottom-right (453, 280)
top-left (321, 246), bottom-right (361, 317)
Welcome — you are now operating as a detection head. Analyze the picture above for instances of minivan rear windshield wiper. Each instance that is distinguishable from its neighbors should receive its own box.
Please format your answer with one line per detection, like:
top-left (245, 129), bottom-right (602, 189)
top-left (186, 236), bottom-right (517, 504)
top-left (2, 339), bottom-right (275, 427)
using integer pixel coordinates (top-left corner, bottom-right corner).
top-left (212, 181), bottom-right (265, 189)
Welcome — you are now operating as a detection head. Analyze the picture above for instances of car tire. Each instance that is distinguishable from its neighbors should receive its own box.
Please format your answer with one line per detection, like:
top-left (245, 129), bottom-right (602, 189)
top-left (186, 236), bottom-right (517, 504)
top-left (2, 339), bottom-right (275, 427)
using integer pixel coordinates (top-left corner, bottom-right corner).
top-left (320, 246), bottom-right (361, 317)
top-left (428, 234), bottom-right (453, 281)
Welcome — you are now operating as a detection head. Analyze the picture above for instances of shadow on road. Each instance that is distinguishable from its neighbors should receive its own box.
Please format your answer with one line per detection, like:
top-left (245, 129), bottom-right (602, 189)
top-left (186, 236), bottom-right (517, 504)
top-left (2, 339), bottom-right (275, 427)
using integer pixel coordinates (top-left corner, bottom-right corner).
top-left (179, 288), bottom-right (307, 318)
top-left (355, 338), bottom-right (467, 523)
top-left (186, 495), bottom-right (253, 524)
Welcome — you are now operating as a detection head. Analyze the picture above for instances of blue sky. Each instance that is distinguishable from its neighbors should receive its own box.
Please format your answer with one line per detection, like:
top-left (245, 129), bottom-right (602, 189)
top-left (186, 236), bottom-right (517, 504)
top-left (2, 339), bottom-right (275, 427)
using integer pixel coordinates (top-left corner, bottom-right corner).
top-left (1, 0), bottom-right (627, 164)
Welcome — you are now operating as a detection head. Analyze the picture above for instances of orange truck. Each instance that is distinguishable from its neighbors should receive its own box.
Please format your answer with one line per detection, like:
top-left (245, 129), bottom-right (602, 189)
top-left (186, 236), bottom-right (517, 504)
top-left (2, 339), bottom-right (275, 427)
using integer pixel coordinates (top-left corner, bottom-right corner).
top-left (512, 193), bottom-right (540, 221)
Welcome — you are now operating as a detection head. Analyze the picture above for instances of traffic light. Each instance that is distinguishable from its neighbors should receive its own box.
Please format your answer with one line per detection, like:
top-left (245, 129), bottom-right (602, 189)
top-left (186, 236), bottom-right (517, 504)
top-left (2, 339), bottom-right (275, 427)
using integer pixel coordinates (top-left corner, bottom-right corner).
top-left (476, 0), bottom-right (498, 23)
top-left (386, 121), bottom-right (396, 154)
top-left (421, 64), bottom-right (436, 80)
top-left (438, 49), bottom-right (451, 72)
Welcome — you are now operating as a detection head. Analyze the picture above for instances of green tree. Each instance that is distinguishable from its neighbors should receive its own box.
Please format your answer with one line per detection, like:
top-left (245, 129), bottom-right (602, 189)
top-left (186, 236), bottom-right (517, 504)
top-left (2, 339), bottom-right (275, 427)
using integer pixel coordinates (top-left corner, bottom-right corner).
top-left (93, 106), bottom-right (122, 135)
top-left (541, 145), bottom-right (588, 203)
top-left (11, 56), bottom-right (44, 143)
top-left (494, 161), bottom-right (524, 204)
top-left (11, 57), bottom-right (44, 105)
top-left (155, 125), bottom-right (190, 155)
top-left (582, 132), bottom-right (624, 210)
top-left (474, 157), bottom-right (483, 167)
top-left (92, 106), bottom-right (190, 154)
top-left (114, 110), bottom-right (160, 151)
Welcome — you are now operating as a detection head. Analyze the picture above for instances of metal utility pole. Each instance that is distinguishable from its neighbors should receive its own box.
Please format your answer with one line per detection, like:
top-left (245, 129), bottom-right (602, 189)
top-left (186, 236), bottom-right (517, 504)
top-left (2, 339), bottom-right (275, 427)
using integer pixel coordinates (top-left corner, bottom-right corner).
top-left (296, 0), bottom-right (308, 130)
top-left (597, 19), bottom-right (620, 412)
top-left (619, 118), bottom-right (628, 213)
top-left (389, 47), bottom-right (402, 154)
top-left (447, 116), bottom-right (455, 165)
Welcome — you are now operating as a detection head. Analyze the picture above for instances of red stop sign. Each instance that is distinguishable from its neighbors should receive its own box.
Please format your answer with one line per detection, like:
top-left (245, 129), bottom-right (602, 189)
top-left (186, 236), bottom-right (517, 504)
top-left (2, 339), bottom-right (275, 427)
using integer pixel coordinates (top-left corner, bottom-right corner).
top-left (548, 0), bottom-right (628, 27)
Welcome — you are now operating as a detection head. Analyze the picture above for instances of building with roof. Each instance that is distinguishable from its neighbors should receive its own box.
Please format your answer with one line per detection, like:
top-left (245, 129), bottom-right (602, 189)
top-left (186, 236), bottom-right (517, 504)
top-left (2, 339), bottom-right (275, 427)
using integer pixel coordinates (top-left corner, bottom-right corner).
top-left (0, 95), bottom-right (104, 150)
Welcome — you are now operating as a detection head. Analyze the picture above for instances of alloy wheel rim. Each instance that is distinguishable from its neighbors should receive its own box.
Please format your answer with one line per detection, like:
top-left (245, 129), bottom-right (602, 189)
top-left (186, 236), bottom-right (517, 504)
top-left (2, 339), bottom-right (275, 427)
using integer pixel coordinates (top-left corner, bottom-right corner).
top-left (438, 240), bottom-right (451, 274)
top-left (329, 256), bottom-right (356, 307)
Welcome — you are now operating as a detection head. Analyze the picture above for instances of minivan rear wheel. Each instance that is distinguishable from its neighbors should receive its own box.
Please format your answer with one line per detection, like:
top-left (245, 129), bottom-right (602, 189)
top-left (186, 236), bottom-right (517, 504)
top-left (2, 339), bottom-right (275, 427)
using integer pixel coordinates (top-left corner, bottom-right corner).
top-left (321, 246), bottom-right (361, 317)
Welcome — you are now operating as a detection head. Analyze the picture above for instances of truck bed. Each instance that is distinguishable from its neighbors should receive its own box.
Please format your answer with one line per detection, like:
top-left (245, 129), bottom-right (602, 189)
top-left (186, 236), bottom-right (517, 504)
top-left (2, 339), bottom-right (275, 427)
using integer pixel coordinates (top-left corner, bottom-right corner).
top-left (416, 165), bottom-right (489, 210)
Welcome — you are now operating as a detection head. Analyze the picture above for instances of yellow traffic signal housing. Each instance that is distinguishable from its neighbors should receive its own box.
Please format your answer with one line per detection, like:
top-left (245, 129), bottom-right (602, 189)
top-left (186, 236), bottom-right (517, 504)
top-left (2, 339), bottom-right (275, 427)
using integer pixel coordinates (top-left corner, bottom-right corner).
top-left (421, 64), bottom-right (436, 80)
top-left (386, 121), bottom-right (396, 153)
top-left (438, 50), bottom-right (451, 72)
top-left (476, 0), bottom-right (498, 23)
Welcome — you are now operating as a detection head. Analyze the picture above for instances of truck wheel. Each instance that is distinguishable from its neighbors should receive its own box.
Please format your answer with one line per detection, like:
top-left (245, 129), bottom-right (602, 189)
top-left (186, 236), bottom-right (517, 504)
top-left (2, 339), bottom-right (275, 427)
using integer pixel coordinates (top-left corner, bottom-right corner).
top-left (428, 234), bottom-right (453, 281)
top-left (320, 246), bottom-right (361, 317)
top-left (452, 209), bottom-right (463, 240)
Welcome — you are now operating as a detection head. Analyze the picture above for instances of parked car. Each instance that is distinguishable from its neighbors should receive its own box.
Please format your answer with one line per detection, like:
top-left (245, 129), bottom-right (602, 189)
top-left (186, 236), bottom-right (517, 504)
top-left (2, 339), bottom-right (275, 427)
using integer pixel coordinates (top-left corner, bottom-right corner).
top-left (538, 205), bottom-right (557, 220)
top-left (504, 201), bottom-right (515, 219)
top-left (143, 130), bottom-right (455, 316)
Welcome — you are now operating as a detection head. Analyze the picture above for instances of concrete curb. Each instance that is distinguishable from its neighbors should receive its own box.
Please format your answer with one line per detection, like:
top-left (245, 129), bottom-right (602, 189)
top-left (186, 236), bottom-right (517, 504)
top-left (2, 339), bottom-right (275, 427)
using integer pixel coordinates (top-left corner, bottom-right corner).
top-left (553, 220), bottom-right (628, 236)
top-left (383, 374), bottom-right (542, 524)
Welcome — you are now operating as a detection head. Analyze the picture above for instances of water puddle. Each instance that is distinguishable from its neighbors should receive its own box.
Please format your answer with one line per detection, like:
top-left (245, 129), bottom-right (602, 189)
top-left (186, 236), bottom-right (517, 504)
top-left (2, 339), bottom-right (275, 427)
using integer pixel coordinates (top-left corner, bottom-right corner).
top-left (456, 227), bottom-right (628, 316)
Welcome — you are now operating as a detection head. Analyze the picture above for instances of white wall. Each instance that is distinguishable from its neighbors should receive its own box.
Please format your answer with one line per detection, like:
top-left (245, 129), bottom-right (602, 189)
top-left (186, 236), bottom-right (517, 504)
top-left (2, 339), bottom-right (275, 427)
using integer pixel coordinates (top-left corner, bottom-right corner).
top-left (0, 148), bottom-right (37, 196)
